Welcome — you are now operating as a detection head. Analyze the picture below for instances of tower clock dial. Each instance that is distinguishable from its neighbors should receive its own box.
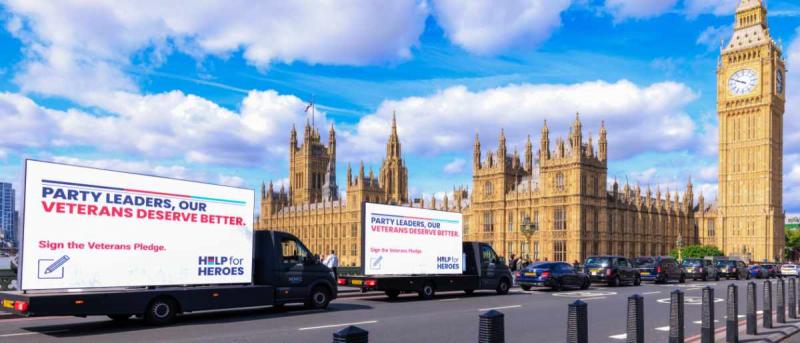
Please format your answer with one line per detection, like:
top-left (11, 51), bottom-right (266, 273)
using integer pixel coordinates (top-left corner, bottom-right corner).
top-left (777, 69), bottom-right (784, 94)
top-left (728, 69), bottom-right (758, 95)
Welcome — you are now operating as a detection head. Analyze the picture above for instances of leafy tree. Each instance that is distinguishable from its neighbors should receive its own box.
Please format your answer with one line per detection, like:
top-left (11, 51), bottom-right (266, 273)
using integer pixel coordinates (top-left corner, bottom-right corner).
top-left (785, 227), bottom-right (800, 260)
top-left (669, 245), bottom-right (724, 259)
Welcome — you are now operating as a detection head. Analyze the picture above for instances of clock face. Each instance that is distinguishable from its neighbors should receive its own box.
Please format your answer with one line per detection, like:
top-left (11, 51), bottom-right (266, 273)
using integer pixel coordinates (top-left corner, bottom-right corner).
top-left (728, 69), bottom-right (758, 95)
top-left (777, 69), bottom-right (784, 94)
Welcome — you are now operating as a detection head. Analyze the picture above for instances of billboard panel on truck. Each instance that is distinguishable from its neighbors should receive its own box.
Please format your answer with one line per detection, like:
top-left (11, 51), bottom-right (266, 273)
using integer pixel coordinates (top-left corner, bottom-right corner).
top-left (20, 160), bottom-right (254, 290)
top-left (362, 203), bottom-right (462, 275)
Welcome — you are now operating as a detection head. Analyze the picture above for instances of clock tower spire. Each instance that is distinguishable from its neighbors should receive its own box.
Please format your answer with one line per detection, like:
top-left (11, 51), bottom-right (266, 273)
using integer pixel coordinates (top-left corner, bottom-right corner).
top-left (716, 0), bottom-right (785, 261)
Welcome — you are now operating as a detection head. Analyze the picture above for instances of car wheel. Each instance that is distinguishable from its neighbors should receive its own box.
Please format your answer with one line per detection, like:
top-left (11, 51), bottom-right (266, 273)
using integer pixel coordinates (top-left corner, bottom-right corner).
top-left (679, 274), bottom-right (686, 284)
top-left (702, 273), bottom-right (707, 282)
top-left (609, 276), bottom-right (621, 287)
top-left (521, 285), bottom-right (532, 291)
top-left (419, 282), bottom-right (436, 299)
top-left (496, 278), bottom-right (511, 295)
top-left (715, 274), bottom-right (720, 281)
top-left (385, 290), bottom-right (400, 299)
top-left (633, 276), bottom-right (641, 286)
top-left (306, 286), bottom-right (332, 309)
top-left (145, 297), bottom-right (178, 325)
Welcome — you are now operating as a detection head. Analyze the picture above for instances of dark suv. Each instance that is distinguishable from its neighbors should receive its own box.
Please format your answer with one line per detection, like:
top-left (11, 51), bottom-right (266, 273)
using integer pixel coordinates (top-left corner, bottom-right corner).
top-left (681, 258), bottom-right (720, 281)
top-left (634, 256), bottom-right (685, 283)
top-left (716, 259), bottom-right (750, 280)
top-left (584, 256), bottom-right (641, 287)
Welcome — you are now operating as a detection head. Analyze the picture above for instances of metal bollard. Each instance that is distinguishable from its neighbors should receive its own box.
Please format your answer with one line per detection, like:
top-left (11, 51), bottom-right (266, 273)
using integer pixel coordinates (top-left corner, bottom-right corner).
top-left (702, 286), bottom-right (715, 343)
top-left (764, 280), bottom-right (773, 329)
top-left (479, 310), bottom-right (505, 343)
top-left (333, 325), bottom-right (369, 343)
top-left (669, 290), bottom-right (684, 343)
top-left (747, 282), bottom-right (757, 335)
top-left (567, 300), bottom-right (588, 343)
top-left (778, 279), bottom-right (786, 324)
top-left (789, 278), bottom-right (797, 319)
top-left (726, 284), bottom-right (738, 343)
top-left (626, 294), bottom-right (644, 343)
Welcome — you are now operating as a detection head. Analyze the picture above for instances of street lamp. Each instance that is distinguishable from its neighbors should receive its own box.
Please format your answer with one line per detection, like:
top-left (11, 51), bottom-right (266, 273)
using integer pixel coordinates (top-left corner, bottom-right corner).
top-left (676, 234), bottom-right (684, 261)
top-left (520, 215), bottom-right (538, 259)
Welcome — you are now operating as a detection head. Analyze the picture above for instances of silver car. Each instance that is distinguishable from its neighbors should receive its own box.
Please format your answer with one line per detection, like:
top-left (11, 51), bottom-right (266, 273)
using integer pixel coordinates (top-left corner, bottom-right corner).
top-left (781, 264), bottom-right (799, 277)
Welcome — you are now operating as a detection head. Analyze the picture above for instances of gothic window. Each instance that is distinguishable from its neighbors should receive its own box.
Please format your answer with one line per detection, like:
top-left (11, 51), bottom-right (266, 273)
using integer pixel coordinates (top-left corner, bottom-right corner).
top-left (553, 240), bottom-right (566, 262)
top-left (533, 210), bottom-right (540, 230)
top-left (555, 172), bottom-right (565, 191)
top-left (508, 212), bottom-right (514, 232)
top-left (483, 211), bottom-right (494, 232)
top-left (484, 181), bottom-right (493, 197)
top-left (554, 207), bottom-right (566, 231)
top-left (533, 241), bottom-right (539, 260)
top-left (507, 242), bottom-right (514, 255)
top-left (351, 244), bottom-right (357, 257)
top-left (351, 224), bottom-right (357, 238)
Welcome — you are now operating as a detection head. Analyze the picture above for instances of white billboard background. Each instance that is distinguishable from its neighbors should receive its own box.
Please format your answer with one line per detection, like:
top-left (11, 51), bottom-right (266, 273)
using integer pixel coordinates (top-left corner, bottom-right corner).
top-left (363, 203), bottom-right (462, 275)
top-left (20, 160), bottom-right (254, 290)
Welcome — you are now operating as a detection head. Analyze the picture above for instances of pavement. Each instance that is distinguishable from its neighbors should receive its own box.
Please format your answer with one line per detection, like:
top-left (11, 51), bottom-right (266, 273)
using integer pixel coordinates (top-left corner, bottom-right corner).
top-left (0, 278), bottom-right (799, 342)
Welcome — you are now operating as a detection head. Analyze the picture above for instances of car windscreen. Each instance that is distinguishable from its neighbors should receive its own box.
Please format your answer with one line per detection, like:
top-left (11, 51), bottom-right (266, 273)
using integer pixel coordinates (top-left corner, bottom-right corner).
top-left (633, 258), bottom-right (654, 267)
top-left (682, 259), bottom-right (703, 267)
top-left (584, 257), bottom-right (611, 267)
top-left (716, 260), bottom-right (735, 267)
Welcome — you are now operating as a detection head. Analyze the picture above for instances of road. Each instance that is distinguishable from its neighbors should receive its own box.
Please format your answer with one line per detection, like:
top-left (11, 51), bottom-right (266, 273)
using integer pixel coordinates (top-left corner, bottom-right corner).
top-left (0, 277), bottom-right (789, 342)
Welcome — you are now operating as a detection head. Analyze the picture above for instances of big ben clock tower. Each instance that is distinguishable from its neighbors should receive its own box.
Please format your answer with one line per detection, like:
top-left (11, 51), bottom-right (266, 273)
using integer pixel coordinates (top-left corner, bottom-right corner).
top-left (717, 0), bottom-right (785, 261)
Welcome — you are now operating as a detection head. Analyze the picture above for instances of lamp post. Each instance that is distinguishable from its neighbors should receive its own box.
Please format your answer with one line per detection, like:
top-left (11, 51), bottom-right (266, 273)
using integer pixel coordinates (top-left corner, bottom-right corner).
top-left (676, 234), bottom-right (684, 262)
top-left (520, 215), bottom-right (538, 260)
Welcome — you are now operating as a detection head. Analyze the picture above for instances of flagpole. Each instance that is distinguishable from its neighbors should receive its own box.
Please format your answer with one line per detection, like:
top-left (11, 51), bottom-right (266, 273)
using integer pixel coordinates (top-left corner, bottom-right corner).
top-left (311, 94), bottom-right (315, 129)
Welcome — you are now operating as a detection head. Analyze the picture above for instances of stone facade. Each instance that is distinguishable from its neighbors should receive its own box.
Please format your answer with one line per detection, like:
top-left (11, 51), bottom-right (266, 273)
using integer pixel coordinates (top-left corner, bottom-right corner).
top-left (257, 0), bottom-right (786, 266)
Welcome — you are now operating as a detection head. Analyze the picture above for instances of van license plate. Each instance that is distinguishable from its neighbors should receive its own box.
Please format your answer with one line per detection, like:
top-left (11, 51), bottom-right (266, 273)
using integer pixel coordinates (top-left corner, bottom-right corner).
top-left (351, 279), bottom-right (362, 286)
top-left (2, 300), bottom-right (13, 309)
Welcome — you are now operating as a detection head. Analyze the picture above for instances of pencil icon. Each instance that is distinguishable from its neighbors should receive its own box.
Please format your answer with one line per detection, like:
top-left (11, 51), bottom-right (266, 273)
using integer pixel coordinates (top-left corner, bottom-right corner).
top-left (45, 255), bottom-right (70, 274)
top-left (372, 256), bottom-right (382, 268)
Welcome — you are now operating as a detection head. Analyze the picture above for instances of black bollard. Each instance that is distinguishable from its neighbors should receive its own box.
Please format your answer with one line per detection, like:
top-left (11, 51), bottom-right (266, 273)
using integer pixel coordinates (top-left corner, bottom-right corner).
top-left (764, 280), bottom-right (773, 329)
top-left (479, 310), bottom-right (505, 343)
top-left (778, 279), bottom-right (786, 324)
top-left (626, 294), bottom-right (644, 343)
top-left (789, 278), bottom-right (797, 319)
top-left (726, 284), bottom-right (738, 343)
top-left (333, 326), bottom-right (369, 343)
top-left (747, 282), bottom-right (757, 335)
top-left (567, 300), bottom-right (588, 343)
top-left (702, 286), bottom-right (715, 343)
top-left (669, 290), bottom-right (684, 343)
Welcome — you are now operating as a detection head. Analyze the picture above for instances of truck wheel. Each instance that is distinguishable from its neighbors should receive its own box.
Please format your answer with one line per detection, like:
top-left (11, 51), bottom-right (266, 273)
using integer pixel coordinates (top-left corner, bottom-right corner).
top-left (464, 289), bottom-right (475, 295)
top-left (385, 290), bottom-right (400, 299)
top-left (108, 314), bottom-right (131, 322)
top-left (145, 297), bottom-right (178, 325)
top-left (496, 278), bottom-right (510, 295)
top-left (419, 283), bottom-right (435, 299)
top-left (305, 286), bottom-right (331, 309)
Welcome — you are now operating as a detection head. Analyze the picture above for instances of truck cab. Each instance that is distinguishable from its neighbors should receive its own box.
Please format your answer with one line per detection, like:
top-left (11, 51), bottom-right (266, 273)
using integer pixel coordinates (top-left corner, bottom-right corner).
top-left (463, 241), bottom-right (512, 292)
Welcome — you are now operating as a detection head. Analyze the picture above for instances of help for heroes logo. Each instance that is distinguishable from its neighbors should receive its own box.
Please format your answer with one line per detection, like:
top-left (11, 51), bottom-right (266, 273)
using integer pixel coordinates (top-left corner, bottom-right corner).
top-left (198, 256), bottom-right (245, 276)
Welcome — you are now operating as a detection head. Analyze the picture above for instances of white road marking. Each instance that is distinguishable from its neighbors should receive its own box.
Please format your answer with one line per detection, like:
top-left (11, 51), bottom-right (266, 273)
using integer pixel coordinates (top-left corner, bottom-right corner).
top-left (0, 330), bottom-right (68, 338)
top-left (609, 333), bottom-right (627, 340)
top-left (655, 326), bottom-right (670, 331)
top-left (298, 320), bottom-right (378, 331)
top-left (757, 310), bottom-right (764, 314)
top-left (692, 320), bottom-right (720, 324)
top-left (439, 298), bottom-right (460, 302)
top-left (642, 291), bottom-right (661, 295)
top-left (479, 305), bottom-right (522, 311)
top-left (578, 297), bottom-right (606, 301)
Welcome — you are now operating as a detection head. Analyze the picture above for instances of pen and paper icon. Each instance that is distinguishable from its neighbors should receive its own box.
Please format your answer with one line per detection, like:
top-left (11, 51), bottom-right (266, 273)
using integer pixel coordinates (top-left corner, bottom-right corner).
top-left (370, 255), bottom-right (383, 270)
top-left (38, 255), bottom-right (70, 279)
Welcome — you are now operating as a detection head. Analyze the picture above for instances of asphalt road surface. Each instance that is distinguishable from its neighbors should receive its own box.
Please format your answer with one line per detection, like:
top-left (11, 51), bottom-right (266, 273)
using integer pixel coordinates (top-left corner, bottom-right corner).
top-left (0, 277), bottom-right (789, 342)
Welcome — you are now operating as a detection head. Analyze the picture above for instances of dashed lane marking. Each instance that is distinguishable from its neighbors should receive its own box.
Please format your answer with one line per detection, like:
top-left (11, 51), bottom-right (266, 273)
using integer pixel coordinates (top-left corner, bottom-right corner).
top-left (642, 291), bottom-right (661, 295)
top-left (479, 305), bottom-right (522, 311)
top-left (609, 333), bottom-right (627, 340)
top-left (0, 330), bottom-right (69, 338)
top-left (655, 326), bottom-right (670, 331)
top-left (298, 320), bottom-right (378, 331)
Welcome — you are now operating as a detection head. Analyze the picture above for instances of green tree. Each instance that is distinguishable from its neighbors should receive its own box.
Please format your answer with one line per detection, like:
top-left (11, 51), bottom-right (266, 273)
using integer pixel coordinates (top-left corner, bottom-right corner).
top-left (669, 245), bottom-right (724, 260)
top-left (785, 227), bottom-right (800, 260)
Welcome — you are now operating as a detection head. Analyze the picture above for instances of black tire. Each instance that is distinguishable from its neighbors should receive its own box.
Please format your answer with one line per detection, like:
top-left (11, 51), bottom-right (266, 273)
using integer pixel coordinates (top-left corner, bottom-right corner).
top-left (715, 273), bottom-right (720, 281)
top-left (580, 279), bottom-right (590, 290)
top-left (385, 290), bottom-right (400, 299)
top-left (306, 286), bottom-right (332, 309)
top-left (520, 285), bottom-right (532, 291)
top-left (679, 274), bottom-right (686, 284)
top-left (633, 276), bottom-right (641, 286)
top-left (419, 282), bottom-right (435, 299)
top-left (497, 278), bottom-right (510, 295)
top-left (145, 297), bottom-right (178, 325)
top-left (464, 289), bottom-right (475, 295)
top-left (702, 273), bottom-right (707, 282)
top-left (609, 276), bottom-right (621, 287)
top-left (735, 272), bottom-right (741, 280)
top-left (108, 314), bottom-right (131, 322)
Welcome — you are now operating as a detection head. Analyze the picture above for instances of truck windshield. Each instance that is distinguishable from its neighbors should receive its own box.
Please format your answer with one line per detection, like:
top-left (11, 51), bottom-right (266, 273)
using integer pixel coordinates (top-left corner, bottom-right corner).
top-left (585, 257), bottom-right (610, 267)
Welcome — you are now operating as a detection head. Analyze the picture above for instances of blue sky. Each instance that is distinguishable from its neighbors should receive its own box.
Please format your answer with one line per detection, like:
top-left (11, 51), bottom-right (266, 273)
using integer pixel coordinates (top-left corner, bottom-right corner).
top-left (0, 0), bottom-right (799, 214)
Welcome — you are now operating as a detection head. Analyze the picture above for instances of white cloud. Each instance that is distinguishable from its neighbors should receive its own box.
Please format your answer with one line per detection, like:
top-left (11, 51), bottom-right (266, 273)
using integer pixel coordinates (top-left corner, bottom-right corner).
top-left (684, 0), bottom-right (738, 18)
top-left (4, 0), bottom-right (429, 101)
top-left (344, 80), bottom-right (698, 162)
top-left (696, 25), bottom-right (732, 50)
top-left (604, 0), bottom-right (678, 22)
top-left (0, 90), bottom-right (325, 167)
top-left (218, 175), bottom-right (246, 188)
top-left (50, 156), bottom-right (191, 180)
top-left (431, 0), bottom-right (571, 54)
top-left (443, 158), bottom-right (466, 174)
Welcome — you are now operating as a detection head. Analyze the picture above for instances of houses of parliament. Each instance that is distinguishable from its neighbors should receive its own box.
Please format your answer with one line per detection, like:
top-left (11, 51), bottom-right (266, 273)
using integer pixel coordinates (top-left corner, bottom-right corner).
top-left (257, 0), bottom-right (786, 266)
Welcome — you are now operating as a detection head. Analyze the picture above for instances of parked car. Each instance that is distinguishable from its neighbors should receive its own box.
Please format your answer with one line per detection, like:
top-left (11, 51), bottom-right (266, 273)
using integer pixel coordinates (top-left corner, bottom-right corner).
top-left (762, 264), bottom-right (778, 278)
top-left (681, 258), bottom-right (720, 281)
top-left (634, 256), bottom-right (685, 284)
top-left (781, 264), bottom-right (799, 277)
top-left (716, 259), bottom-right (749, 280)
top-left (749, 265), bottom-right (768, 279)
top-left (583, 256), bottom-right (641, 287)
top-left (516, 261), bottom-right (590, 291)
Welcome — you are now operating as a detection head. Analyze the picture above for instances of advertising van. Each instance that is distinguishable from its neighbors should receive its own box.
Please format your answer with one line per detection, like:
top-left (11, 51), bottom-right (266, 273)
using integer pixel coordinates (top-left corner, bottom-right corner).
top-left (0, 160), bottom-right (336, 324)
top-left (338, 203), bottom-right (512, 299)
